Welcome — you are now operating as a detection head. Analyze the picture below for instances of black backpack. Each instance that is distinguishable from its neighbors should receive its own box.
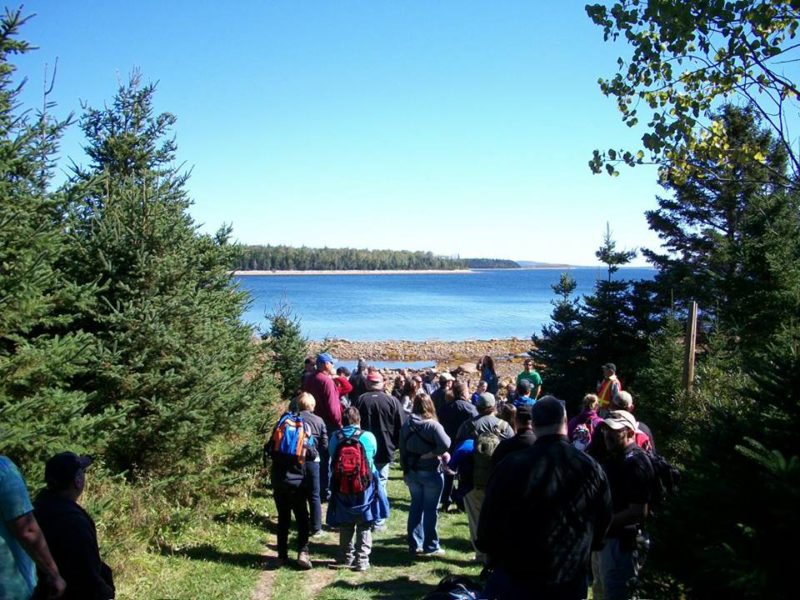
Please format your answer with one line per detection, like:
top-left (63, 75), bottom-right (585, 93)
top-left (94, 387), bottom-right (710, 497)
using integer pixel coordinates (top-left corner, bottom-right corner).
top-left (423, 575), bottom-right (482, 600)
top-left (648, 452), bottom-right (681, 509)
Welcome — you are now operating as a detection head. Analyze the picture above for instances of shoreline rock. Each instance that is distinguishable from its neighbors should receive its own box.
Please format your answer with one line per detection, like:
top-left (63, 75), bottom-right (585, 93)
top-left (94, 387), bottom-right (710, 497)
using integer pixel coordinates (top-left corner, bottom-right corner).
top-left (307, 338), bottom-right (536, 385)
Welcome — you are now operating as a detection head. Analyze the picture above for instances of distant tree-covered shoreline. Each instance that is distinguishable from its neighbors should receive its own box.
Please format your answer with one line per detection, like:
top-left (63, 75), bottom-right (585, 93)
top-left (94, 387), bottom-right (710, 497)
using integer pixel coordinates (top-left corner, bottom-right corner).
top-left (233, 245), bottom-right (520, 271)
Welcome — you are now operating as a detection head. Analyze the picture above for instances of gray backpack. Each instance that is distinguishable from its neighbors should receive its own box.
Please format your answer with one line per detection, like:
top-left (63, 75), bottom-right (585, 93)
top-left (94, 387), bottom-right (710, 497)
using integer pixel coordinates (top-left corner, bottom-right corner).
top-left (472, 427), bottom-right (502, 489)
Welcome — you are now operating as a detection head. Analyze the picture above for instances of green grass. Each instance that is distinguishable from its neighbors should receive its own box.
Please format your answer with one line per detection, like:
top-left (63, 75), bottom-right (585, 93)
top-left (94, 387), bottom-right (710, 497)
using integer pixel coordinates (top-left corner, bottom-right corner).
top-left (270, 465), bottom-right (482, 599)
top-left (106, 464), bottom-right (481, 599)
top-left (109, 491), bottom-right (274, 600)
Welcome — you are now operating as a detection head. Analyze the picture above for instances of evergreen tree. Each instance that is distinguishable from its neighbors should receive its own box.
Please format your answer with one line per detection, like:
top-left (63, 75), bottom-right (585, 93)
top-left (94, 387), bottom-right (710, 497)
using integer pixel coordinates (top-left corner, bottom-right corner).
top-left (63, 74), bottom-right (270, 476)
top-left (0, 9), bottom-right (101, 468)
top-left (531, 273), bottom-right (587, 408)
top-left (644, 105), bottom-right (800, 351)
top-left (263, 301), bottom-right (307, 402)
top-left (580, 224), bottom-right (649, 388)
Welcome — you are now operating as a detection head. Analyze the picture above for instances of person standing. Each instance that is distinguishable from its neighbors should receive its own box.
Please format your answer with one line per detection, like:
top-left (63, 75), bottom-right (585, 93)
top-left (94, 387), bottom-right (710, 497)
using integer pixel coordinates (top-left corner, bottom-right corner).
top-left (593, 410), bottom-right (655, 600)
top-left (476, 355), bottom-right (499, 395)
top-left (327, 408), bottom-right (387, 572)
top-left (266, 409), bottom-right (317, 569)
top-left (597, 363), bottom-right (622, 413)
top-left (348, 359), bottom-right (369, 401)
top-left (33, 452), bottom-right (115, 599)
top-left (296, 393), bottom-right (328, 538)
top-left (437, 380), bottom-right (478, 513)
top-left (351, 371), bottom-right (405, 531)
top-left (477, 397), bottom-right (612, 600)
top-left (303, 352), bottom-right (341, 501)
top-left (430, 373), bottom-right (454, 414)
top-left (1, 455), bottom-right (65, 600)
top-left (609, 392), bottom-right (655, 453)
top-left (489, 405), bottom-right (536, 469)
top-left (512, 379), bottom-right (536, 409)
top-left (568, 393), bottom-right (604, 451)
top-left (455, 393), bottom-right (514, 445)
top-left (399, 394), bottom-right (451, 557)
top-left (516, 358), bottom-right (543, 400)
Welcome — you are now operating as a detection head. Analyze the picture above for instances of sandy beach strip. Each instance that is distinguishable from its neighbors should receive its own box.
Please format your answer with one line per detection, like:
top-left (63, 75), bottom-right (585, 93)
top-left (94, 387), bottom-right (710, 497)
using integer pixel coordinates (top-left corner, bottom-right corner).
top-left (234, 269), bottom-right (476, 276)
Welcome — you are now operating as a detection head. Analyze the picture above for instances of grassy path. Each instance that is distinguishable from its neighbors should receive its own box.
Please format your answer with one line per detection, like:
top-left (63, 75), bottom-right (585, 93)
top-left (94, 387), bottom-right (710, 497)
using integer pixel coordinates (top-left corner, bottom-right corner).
top-left (261, 465), bottom-right (481, 599)
top-left (112, 465), bottom-right (480, 599)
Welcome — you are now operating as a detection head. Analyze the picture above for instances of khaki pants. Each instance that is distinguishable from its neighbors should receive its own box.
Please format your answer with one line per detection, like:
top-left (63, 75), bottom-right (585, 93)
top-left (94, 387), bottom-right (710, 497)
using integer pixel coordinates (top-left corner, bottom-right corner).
top-left (463, 488), bottom-right (486, 563)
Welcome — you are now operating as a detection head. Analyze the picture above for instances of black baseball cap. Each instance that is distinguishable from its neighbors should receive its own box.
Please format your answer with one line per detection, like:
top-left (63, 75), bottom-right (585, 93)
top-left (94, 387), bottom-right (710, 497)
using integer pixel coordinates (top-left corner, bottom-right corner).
top-left (531, 396), bottom-right (566, 428)
top-left (45, 452), bottom-right (93, 490)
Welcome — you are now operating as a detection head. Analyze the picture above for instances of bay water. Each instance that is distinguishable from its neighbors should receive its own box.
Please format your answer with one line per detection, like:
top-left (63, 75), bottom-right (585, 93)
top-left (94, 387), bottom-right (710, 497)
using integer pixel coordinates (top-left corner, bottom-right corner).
top-left (237, 267), bottom-right (655, 341)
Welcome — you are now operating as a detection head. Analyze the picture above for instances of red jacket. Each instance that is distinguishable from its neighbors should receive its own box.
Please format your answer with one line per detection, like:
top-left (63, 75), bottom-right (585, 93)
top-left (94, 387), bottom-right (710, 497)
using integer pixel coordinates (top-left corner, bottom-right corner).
top-left (304, 371), bottom-right (342, 429)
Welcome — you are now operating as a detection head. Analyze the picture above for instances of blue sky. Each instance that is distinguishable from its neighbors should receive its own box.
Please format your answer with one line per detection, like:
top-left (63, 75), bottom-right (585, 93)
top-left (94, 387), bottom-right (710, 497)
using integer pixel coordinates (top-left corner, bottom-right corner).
top-left (14, 1), bottom-right (665, 265)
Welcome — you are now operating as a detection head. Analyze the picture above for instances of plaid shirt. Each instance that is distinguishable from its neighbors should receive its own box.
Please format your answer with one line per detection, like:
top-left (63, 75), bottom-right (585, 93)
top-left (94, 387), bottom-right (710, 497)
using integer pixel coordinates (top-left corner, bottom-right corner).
top-left (477, 435), bottom-right (612, 587)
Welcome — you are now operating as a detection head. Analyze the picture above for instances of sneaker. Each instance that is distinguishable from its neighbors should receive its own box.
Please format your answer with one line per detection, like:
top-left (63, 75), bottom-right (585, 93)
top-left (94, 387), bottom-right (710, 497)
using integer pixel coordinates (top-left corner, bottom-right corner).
top-left (352, 563), bottom-right (370, 572)
top-left (421, 548), bottom-right (445, 558)
top-left (371, 523), bottom-right (387, 533)
top-left (296, 551), bottom-right (313, 570)
top-left (310, 530), bottom-right (329, 539)
top-left (328, 561), bottom-right (354, 570)
top-left (410, 547), bottom-right (423, 555)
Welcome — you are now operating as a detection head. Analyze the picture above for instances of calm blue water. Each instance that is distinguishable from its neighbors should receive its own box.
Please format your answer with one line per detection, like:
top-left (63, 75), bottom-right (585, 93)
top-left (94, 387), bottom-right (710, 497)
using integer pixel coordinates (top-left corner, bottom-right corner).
top-left (237, 268), bottom-right (655, 341)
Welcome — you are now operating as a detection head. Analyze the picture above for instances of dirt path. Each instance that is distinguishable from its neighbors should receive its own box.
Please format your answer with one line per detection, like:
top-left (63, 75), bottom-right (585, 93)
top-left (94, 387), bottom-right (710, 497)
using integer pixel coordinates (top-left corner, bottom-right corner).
top-left (249, 551), bottom-right (278, 600)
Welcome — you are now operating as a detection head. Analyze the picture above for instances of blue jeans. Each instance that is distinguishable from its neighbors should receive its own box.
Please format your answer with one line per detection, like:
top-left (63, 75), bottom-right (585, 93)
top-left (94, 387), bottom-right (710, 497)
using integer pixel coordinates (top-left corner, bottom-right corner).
top-left (404, 469), bottom-right (444, 553)
top-left (373, 462), bottom-right (390, 527)
top-left (304, 461), bottom-right (322, 533)
top-left (319, 444), bottom-right (331, 502)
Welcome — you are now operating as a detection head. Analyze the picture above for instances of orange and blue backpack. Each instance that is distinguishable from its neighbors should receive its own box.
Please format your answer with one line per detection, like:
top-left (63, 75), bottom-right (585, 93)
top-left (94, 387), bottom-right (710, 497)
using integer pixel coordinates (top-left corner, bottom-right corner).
top-left (267, 412), bottom-right (311, 466)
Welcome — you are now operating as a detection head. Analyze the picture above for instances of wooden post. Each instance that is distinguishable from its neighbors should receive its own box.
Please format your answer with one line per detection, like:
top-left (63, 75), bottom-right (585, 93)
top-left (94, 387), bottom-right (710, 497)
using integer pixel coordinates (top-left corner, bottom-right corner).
top-left (683, 301), bottom-right (698, 392)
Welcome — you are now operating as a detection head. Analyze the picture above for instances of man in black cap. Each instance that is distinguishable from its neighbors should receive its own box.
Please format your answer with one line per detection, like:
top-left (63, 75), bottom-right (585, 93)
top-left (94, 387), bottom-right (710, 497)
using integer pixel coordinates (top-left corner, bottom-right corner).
top-left (34, 452), bottom-right (115, 599)
top-left (477, 397), bottom-right (612, 599)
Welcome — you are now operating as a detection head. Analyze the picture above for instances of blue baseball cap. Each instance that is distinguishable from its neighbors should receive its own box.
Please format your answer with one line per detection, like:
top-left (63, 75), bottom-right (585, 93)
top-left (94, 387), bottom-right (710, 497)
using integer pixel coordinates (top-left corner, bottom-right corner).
top-left (316, 352), bottom-right (336, 367)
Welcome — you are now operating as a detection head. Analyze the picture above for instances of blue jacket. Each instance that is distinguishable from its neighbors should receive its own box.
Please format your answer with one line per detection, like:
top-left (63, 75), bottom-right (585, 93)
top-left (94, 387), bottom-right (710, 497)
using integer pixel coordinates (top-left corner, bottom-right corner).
top-left (326, 427), bottom-right (389, 526)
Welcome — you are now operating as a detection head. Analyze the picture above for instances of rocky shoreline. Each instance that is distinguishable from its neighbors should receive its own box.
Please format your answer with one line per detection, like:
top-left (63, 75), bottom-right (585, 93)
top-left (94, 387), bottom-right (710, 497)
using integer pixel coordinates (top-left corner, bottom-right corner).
top-left (307, 338), bottom-right (535, 384)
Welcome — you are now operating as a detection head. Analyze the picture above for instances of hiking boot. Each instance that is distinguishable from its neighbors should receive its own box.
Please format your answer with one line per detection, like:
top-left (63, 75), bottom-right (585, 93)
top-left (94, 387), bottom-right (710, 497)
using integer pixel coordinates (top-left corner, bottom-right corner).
top-left (296, 550), bottom-right (312, 570)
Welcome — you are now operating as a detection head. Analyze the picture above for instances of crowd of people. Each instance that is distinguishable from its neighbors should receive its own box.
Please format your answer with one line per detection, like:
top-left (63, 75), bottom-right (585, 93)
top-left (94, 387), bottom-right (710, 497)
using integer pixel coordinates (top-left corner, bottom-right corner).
top-left (265, 353), bottom-right (660, 599)
top-left (1, 353), bottom-right (660, 600)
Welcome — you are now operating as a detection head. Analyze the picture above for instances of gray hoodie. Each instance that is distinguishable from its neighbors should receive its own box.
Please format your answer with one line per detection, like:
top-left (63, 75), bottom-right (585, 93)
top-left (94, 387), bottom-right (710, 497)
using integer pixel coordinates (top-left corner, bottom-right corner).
top-left (399, 415), bottom-right (451, 472)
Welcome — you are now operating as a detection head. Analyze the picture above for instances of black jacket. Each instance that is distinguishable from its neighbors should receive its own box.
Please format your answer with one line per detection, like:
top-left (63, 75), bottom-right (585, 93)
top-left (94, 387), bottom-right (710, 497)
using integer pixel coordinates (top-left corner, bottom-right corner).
top-left (477, 435), bottom-right (612, 589)
top-left (34, 491), bottom-right (115, 600)
top-left (352, 390), bottom-right (405, 464)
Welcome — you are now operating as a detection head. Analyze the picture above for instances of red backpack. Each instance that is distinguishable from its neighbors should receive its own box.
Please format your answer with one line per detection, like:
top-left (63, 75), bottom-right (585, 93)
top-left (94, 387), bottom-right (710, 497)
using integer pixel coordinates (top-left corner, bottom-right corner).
top-left (332, 430), bottom-right (372, 495)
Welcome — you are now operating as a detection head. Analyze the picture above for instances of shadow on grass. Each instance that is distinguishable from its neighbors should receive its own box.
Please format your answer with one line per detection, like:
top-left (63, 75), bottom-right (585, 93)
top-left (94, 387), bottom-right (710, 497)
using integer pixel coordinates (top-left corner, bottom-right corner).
top-left (438, 534), bottom-right (476, 555)
top-left (322, 575), bottom-right (434, 600)
top-left (212, 508), bottom-right (274, 531)
top-left (158, 543), bottom-right (265, 570)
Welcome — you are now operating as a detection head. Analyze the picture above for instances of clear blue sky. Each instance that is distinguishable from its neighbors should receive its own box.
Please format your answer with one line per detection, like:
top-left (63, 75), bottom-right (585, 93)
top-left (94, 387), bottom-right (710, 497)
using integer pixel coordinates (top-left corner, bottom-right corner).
top-left (14, 0), bottom-right (665, 266)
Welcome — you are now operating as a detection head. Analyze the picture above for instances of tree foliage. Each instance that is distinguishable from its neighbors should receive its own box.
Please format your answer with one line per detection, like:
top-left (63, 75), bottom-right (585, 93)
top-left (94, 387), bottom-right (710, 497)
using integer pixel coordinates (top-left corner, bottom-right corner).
top-left (235, 245), bottom-right (469, 271)
top-left (532, 226), bottom-right (656, 408)
top-left (263, 301), bottom-right (307, 402)
top-left (62, 75), bottom-right (272, 476)
top-left (645, 105), bottom-right (800, 352)
top-left (0, 9), bottom-right (102, 468)
top-left (586, 0), bottom-right (800, 184)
